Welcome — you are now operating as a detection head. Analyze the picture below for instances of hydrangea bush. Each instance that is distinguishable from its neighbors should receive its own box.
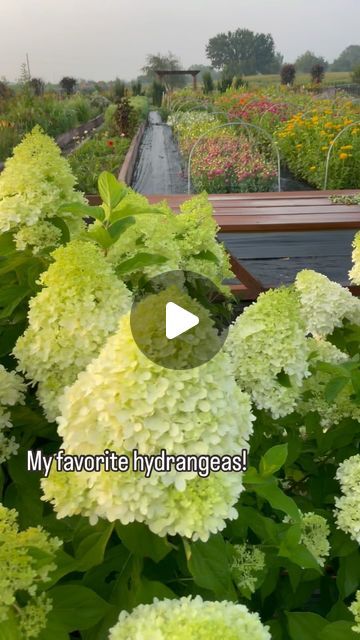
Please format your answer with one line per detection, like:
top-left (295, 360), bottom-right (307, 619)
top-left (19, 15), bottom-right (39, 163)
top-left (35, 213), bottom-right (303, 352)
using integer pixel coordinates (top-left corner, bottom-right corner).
top-left (0, 131), bottom-right (360, 639)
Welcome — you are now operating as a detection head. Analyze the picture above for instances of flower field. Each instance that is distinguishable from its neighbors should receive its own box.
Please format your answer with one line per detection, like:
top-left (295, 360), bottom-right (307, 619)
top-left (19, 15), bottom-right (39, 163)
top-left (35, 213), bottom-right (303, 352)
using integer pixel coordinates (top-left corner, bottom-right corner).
top-left (0, 123), bottom-right (360, 639)
top-left (167, 87), bottom-right (360, 192)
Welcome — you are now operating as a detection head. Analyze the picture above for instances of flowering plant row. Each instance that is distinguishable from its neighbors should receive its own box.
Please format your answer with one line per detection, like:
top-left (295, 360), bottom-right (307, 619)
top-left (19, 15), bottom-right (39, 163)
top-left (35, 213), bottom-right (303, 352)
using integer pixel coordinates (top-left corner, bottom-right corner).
top-left (169, 111), bottom-right (277, 193)
top-left (0, 129), bottom-right (360, 638)
top-left (169, 88), bottom-right (360, 189)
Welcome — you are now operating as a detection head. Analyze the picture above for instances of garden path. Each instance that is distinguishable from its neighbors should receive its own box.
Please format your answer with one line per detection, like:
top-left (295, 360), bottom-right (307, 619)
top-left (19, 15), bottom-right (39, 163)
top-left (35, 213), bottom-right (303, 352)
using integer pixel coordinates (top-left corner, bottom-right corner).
top-left (131, 111), bottom-right (187, 194)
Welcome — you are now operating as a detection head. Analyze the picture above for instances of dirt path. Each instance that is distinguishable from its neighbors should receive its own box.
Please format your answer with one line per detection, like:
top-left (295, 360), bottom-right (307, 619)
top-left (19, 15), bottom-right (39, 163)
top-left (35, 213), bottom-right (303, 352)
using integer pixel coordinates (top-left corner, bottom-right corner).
top-left (131, 111), bottom-right (187, 194)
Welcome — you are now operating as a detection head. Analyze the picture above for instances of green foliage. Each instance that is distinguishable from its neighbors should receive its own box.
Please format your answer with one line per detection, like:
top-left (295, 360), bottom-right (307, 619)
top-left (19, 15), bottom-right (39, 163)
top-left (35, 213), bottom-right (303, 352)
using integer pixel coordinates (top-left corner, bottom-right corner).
top-left (206, 28), bottom-right (280, 75)
top-left (281, 63), bottom-right (296, 85)
top-left (351, 65), bottom-right (360, 84)
top-left (295, 50), bottom-right (328, 73)
top-left (332, 45), bottom-right (360, 71)
top-left (202, 71), bottom-right (214, 94)
top-left (69, 133), bottom-right (130, 194)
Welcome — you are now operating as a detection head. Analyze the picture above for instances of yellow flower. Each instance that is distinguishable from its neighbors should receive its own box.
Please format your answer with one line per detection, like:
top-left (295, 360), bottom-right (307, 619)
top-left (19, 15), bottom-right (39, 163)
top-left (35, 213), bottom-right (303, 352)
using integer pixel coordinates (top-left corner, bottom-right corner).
top-left (341, 145), bottom-right (353, 150)
top-left (310, 166), bottom-right (317, 171)
top-left (296, 143), bottom-right (303, 148)
top-left (321, 146), bottom-right (328, 151)
top-left (339, 152), bottom-right (348, 160)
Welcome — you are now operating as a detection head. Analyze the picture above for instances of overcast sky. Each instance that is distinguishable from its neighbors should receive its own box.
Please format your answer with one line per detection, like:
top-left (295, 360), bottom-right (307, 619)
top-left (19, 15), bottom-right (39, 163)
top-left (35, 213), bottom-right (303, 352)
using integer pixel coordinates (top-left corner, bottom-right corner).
top-left (1, 0), bottom-right (359, 82)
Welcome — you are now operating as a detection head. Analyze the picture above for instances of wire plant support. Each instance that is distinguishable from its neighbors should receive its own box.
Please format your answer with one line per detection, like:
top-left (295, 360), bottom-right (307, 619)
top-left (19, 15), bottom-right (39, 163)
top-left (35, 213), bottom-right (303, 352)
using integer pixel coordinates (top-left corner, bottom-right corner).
top-left (187, 121), bottom-right (282, 195)
top-left (324, 119), bottom-right (360, 190)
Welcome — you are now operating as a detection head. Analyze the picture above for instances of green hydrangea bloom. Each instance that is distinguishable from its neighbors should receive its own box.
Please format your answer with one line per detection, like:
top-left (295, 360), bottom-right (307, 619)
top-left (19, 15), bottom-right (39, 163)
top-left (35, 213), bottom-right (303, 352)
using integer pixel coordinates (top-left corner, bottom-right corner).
top-left (109, 596), bottom-right (271, 640)
top-left (298, 338), bottom-right (359, 427)
top-left (14, 220), bottom-right (62, 254)
top-left (295, 269), bottom-right (360, 336)
top-left (18, 593), bottom-right (53, 640)
top-left (231, 544), bottom-right (265, 595)
top-left (0, 365), bottom-right (26, 463)
top-left (350, 591), bottom-right (360, 634)
top-left (335, 455), bottom-right (360, 544)
top-left (0, 126), bottom-right (85, 236)
top-left (225, 287), bottom-right (310, 418)
top-left (350, 232), bottom-right (360, 285)
top-left (0, 504), bottom-right (60, 628)
top-left (107, 193), bottom-right (232, 290)
top-left (42, 288), bottom-right (254, 541)
top-left (14, 239), bottom-right (131, 421)
top-left (300, 512), bottom-right (330, 566)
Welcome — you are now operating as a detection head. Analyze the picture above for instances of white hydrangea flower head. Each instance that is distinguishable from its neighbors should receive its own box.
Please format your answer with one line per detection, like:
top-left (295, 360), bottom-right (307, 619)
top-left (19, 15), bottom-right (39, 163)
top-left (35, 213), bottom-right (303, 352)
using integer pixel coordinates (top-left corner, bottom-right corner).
top-left (298, 338), bottom-right (359, 427)
top-left (225, 287), bottom-right (310, 418)
top-left (42, 288), bottom-right (254, 541)
top-left (335, 455), bottom-right (360, 543)
top-left (0, 126), bottom-right (86, 235)
top-left (108, 595), bottom-right (271, 640)
top-left (0, 365), bottom-right (26, 463)
top-left (350, 232), bottom-right (360, 285)
top-left (0, 503), bottom-right (60, 626)
top-left (231, 544), bottom-right (265, 594)
top-left (14, 221), bottom-right (62, 254)
top-left (349, 591), bottom-right (360, 634)
top-left (14, 239), bottom-right (131, 421)
top-left (295, 270), bottom-right (360, 336)
top-left (300, 512), bottom-right (330, 566)
top-left (18, 592), bottom-right (53, 640)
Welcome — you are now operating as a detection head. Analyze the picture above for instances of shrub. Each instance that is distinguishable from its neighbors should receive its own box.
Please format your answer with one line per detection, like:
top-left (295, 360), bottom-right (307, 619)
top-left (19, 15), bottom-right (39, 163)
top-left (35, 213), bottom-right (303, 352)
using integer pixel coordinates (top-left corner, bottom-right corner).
top-left (311, 63), bottom-right (325, 84)
top-left (202, 71), bottom-right (214, 94)
top-left (281, 63), bottom-right (296, 85)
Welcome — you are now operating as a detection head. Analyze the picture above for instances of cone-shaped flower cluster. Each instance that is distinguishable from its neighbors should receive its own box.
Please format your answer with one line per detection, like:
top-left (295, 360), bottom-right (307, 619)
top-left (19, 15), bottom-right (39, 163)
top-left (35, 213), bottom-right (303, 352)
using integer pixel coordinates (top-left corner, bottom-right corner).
top-left (108, 596), bottom-right (271, 640)
top-left (225, 287), bottom-right (310, 418)
top-left (0, 504), bottom-right (60, 636)
top-left (14, 240), bottom-right (131, 421)
top-left (42, 287), bottom-right (254, 541)
top-left (295, 269), bottom-right (360, 336)
top-left (0, 365), bottom-right (26, 463)
top-left (335, 454), bottom-right (360, 543)
top-left (350, 231), bottom-right (360, 285)
top-left (0, 126), bottom-right (85, 244)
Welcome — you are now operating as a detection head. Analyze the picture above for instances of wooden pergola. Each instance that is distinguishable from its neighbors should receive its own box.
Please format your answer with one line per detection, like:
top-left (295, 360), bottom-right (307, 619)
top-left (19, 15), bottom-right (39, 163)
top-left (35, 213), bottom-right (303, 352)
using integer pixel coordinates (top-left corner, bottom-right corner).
top-left (155, 69), bottom-right (200, 90)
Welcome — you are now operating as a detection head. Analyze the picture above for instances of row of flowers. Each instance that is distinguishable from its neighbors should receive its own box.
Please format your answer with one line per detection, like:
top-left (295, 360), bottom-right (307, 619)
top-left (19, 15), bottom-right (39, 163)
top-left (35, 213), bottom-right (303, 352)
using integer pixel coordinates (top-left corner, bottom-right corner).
top-left (169, 87), bottom-right (360, 190)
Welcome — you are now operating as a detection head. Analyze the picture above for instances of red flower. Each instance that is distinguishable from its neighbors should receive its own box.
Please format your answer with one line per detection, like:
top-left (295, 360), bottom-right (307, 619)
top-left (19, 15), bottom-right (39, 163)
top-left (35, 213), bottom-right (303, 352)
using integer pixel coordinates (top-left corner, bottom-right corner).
top-left (106, 140), bottom-right (114, 147)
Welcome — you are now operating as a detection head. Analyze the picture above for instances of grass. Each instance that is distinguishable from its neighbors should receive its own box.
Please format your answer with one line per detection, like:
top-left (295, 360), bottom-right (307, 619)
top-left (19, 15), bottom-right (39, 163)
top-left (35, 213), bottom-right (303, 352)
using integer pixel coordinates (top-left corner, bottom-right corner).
top-left (243, 71), bottom-right (352, 86)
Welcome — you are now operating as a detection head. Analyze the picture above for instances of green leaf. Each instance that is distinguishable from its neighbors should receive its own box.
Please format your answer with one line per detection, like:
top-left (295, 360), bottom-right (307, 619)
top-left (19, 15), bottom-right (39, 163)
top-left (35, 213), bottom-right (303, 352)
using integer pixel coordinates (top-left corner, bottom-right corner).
top-left (111, 203), bottom-right (164, 220)
top-left (0, 284), bottom-right (30, 319)
top-left (48, 585), bottom-right (112, 631)
top-left (37, 614), bottom-right (69, 640)
top-left (286, 612), bottom-right (327, 639)
top-left (193, 250), bottom-right (219, 264)
top-left (318, 621), bottom-right (360, 640)
top-left (73, 521), bottom-right (114, 571)
top-left (134, 578), bottom-right (176, 604)
top-left (0, 254), bottom-right (30, 276)
top-left (98, 172), bottom-right (126, 209)
top-left (325, 377), bottom-right (349, 403)
top-left (115, 521), bottom-right (172, 563)
top-left (107, 216), bottom-right (135, 240)
top-left (87, 225), bottom-right (113, 249)
top-left (245, 471), bottom-right (300, 522)
top-left (279, 525), bottom-right (323, 572)
top-left (0, 609), bottom-right (22, 640)
top-left (185, 534), bottom-right (236, 600)
top-left (0, 231), bottom-right (16, 255)
top-left (337, 551), bottom-right (360, 598)
top-left (115, 253), bottom-right (168, 276)
top-left (260, 444), bottom-right (288, 477)
top-left (277, 370), bottom-right (292, 388)
top-left (48, 216), bottom-right (70, 244)
top-left (58, 202), bottom-right (105, 221)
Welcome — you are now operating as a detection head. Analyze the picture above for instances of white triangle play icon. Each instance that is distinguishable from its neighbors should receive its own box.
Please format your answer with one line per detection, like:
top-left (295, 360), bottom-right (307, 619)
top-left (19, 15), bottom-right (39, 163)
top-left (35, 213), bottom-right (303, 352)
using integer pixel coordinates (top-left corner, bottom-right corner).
top-left (166, 302), bottom-right (199, 340)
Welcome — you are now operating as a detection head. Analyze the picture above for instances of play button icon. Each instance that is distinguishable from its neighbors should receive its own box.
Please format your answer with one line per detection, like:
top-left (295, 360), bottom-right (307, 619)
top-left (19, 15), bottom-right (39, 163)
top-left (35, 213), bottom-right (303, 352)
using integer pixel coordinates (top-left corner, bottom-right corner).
top-left (130, 270), bottom-right (233, 370)
top-left (166, 302), bottom-right (199, 340)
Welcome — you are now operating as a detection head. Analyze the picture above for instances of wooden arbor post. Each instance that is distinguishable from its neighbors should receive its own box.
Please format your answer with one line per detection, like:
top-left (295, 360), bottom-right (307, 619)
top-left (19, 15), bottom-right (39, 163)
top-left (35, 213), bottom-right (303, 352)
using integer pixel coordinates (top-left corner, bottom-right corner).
top-left (155, 69), bottom-right (200, 91)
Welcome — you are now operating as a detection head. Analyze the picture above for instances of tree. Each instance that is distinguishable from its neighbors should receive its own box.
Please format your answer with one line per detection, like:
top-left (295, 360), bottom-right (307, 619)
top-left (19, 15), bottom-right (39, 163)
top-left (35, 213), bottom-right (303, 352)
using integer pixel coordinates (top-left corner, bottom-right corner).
top-left (311, 64), bottom-right (325, 84)
top-left (60, 76), bottom-right (77, 95)
top-left (202, 71), bottom-right (214, 94)
top-left (30, 78), bottom-right (45, 96)
top-left (280, 64), bottom-right (296, 86)
top-left (352, 64), bottom-right (360, 84)
top-left (295, 50), bottom-right (328, 73)
top-left (142, 52), bottom-right (185, 88)
top-left (332, 45), bottom-right (360, 71)
top-left (113, 78), bottom-right (126, 100)
top-left (206, 28), bottom-right (281, 76)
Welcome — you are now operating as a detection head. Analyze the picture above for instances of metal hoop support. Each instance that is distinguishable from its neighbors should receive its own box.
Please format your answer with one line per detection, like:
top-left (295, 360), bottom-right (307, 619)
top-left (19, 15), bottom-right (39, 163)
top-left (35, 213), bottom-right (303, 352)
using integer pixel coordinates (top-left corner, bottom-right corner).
top-left (323, 119), bottom-right (360, 190)
top-left (187, 121), bottom-right (282, 194)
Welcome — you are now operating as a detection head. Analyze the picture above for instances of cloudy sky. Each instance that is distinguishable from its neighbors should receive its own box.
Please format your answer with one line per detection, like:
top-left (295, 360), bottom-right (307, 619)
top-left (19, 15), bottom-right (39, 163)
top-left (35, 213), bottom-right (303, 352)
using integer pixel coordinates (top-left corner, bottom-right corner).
top-left (1, 0), bottom-right (359, 82)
